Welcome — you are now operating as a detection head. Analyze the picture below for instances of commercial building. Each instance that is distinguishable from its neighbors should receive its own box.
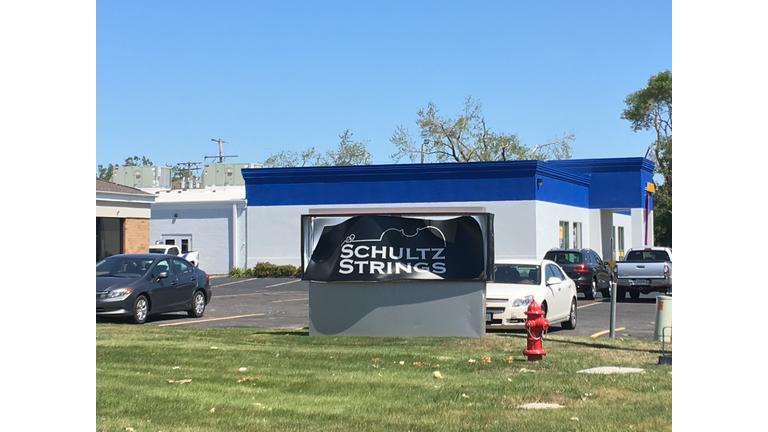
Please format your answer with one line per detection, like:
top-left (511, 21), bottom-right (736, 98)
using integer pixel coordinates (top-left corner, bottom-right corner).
top-left (242, 157), bottom-right (655, 270)
top-left (100, 157), bottom-right (654, 274)
top-left (96, 179), bottom-right (156, 261)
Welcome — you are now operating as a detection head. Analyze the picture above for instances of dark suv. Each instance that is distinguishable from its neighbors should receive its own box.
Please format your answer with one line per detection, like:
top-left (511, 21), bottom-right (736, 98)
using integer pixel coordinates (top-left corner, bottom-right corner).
top-left (543, 248), bottom-right (612, 300)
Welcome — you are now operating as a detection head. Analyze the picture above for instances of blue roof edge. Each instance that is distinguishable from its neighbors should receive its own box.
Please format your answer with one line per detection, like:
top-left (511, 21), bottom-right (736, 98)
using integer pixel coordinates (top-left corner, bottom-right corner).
top-left (242, 159), bottom-right (593, 186)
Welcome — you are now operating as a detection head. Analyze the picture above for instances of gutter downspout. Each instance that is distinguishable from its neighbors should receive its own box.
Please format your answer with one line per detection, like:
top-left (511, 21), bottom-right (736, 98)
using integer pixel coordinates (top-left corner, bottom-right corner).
top-left (232, 203), bottom-right (238, 271)
top-left (645, 193), bottom-right (649, 246)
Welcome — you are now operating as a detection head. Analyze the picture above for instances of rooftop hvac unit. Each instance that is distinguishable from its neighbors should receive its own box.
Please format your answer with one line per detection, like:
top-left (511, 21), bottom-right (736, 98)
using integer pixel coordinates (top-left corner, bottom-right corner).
top-left (111, 165), bottom-right (172, 189)
top-left (201, 163), bottom-right (262, 187)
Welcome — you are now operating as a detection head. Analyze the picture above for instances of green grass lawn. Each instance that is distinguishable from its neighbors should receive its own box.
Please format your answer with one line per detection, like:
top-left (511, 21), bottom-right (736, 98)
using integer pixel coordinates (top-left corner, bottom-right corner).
top-left (96, 325), bottom-right (671, 432)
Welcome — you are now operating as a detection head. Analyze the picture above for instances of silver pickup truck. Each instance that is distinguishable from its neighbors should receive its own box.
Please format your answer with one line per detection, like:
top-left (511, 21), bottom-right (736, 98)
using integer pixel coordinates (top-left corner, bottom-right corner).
top-left (614, 247), bottom-right (672, 301)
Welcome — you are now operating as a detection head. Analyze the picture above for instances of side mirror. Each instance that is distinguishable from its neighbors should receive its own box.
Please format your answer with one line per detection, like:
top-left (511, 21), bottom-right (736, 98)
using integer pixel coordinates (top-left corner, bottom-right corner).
top-left (154, 271), bottom-right (169, 281)
top-left (546, 276), bottom-right (562, 285)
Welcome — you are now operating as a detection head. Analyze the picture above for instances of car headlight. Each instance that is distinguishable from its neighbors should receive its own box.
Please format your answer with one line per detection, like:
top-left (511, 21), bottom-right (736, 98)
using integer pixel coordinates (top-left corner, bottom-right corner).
top-left (106, 288), bottom-right (133, 299)
top-left (512, 295), bottom-right (534, 307)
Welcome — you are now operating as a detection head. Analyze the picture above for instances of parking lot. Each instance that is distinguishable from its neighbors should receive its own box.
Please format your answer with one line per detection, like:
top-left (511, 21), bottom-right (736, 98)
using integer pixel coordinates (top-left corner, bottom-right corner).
top-left (101, 276), bottom-right (667, 340)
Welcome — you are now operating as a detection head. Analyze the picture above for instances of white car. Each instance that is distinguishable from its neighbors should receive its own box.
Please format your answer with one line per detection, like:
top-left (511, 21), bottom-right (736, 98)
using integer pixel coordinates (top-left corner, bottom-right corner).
top-left (486, 259), bottom-right (578, 330)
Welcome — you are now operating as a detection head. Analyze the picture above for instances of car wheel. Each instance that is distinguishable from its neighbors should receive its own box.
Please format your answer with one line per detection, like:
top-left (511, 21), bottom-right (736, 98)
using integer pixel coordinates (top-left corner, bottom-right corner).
top-left (561, 298), bottom-right (577, 329)
top-left (629, 290), bottom-right (640, 300)
top-left (132, 295), bottom-right (149, 324)
top-left (585, 278), bottom-right (596, 300)
top-left (188, 290), bottom-right (206, 318)
top-left (601, 285), bottom-right (611, 299)
top-left (617, 287), bottom-right (626, 302)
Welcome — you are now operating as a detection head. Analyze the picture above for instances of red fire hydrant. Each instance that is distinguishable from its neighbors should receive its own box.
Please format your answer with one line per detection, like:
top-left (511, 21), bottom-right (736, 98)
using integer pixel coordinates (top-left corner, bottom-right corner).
top-left (523, 301), bottom-right (549, 361)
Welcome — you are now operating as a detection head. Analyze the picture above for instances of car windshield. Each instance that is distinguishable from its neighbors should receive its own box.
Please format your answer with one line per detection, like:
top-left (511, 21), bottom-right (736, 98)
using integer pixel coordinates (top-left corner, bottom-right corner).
top-left (544, 251), bottom-right (582, 265)
top-left (96, 257), bottom-right (155, 278)
top-left (494, 264), bottom-right (541, 285)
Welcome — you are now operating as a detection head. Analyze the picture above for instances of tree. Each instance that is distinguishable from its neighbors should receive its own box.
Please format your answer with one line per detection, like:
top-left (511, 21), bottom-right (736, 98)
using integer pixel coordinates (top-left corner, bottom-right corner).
top-left (621, 70), bottom-right (672, 246)
top-left (123, 155), bottom-right (154, 167)
top-left (96, 156), bottom-right (154, 181)
top-left (389, 95), bottom-right (574, 163)
top-left (97, 163), bottom-right (115, 181)
top-left (262, 130), bottom-right (372, 167)
top-left (323, 129), bottom-right (372, 166)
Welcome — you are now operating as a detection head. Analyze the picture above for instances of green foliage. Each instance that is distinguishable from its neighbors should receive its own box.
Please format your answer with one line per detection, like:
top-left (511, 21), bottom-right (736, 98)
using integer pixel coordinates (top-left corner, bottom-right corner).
top-left (622, 71), bottom-right (672, 247)
top-left (621, 70), bottom-right (672, 137)
top-left (262, 130), bottom-right (371, 167)
top-left (123, 155), bottom-right (154, 166)
top-left (253, 262), bottom-right (302, 278)
top-left (97, 156), bottom-right (154, 180)
top-left (229, 263), bottom-right (301, 278)
top-left (96, 163), bottom-right (115, 181)
top-left (97, 326), bottom-right (672, 432)
top-left (390, 95), bottom-right (574, 163)
top-left (653, 136), bottom-right (672, 247)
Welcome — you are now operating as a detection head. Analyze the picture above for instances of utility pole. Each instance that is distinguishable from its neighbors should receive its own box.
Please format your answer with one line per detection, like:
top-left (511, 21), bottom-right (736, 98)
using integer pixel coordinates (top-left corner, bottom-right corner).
top-left (175, 161), bottom-right (201, 188)
top-left (206, 138), bottom-right (238, 163)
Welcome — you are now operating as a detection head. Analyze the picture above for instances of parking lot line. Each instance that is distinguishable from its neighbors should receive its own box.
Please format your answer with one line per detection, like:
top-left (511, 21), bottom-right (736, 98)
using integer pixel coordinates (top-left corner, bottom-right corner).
top-left (211, 278), bottom-right (259, 288)
top-left (266, 279), bottom-right (301, 288)
top-left (157, 313), bottom-right (266, 327)
top-left (578, 301), bottom-right (605, 309)
top-left (270, 298), bottom-right (308, 303)
top-left (590, 327), bottom-right (626, 338)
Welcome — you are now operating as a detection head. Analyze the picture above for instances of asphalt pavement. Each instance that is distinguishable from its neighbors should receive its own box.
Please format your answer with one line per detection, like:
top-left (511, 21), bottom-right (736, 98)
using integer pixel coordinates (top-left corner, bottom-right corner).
top-left (101, 276), bottom-right (666, 340)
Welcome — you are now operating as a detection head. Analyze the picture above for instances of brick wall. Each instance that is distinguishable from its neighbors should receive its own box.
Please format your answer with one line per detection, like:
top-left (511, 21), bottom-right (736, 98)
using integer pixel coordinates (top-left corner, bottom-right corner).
top-left (123, 218), bottom-right (150, 254)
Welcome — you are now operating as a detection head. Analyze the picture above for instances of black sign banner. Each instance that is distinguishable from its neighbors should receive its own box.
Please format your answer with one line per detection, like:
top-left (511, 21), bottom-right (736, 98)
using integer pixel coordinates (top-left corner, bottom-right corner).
top-left (302, 215), bottom-right (491, 282)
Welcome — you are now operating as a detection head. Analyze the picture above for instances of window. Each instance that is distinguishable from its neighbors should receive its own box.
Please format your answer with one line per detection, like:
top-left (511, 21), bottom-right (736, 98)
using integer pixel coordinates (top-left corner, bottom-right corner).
top-left (161, 235), bottom-right (192, 253)
top-left (493, 264), bottom-right (540, 285)
top-left (173, 258), bottom-right (193, 274)
top-left (96, 217), bottom-right (123, 262)
top-left (572, 222), bottom-right (582, 249)
top-left (546, 264), bottom-right (565, 281)
top-left (558, 221), bottom-right (569, 249)
top-left (543, 251), bottom-right (582, 264)
top-left (617, 227), bottom-right (625, 260)
top-left (152, 259), bottom-right (173, 278)
top-left (592, 250), bottom-right (603, 267)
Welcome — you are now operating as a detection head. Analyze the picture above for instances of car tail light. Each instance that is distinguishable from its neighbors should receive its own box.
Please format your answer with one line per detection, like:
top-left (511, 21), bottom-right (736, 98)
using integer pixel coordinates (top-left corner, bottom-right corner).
top-left (663, 264), bottom-right (669, 276)
top-left (206, 274), bottom-right (210, 282)
top-left (574, 264), bottom-right (589, 273)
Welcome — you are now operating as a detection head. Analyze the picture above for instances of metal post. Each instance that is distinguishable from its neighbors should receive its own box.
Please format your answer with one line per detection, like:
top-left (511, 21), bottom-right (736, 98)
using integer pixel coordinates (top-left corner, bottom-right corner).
top-left (609, 281), bottom-right (617, 337)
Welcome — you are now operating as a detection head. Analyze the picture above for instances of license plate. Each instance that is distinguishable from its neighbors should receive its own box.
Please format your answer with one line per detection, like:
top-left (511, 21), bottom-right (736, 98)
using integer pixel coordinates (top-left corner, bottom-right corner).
top-left (630, 279), bottom-right (649, 285)
top-left (486, 313), bottom-right (493, 322)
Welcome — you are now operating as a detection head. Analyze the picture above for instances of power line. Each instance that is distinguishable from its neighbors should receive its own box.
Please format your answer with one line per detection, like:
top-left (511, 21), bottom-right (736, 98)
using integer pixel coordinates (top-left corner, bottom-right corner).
top-left (206, 138), bottom-right (238, 163)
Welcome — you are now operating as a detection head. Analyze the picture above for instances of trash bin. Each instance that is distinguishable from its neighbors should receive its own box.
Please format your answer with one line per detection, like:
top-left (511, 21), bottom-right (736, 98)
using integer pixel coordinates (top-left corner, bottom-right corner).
top-left (654, 295), bottom-right (672, 343)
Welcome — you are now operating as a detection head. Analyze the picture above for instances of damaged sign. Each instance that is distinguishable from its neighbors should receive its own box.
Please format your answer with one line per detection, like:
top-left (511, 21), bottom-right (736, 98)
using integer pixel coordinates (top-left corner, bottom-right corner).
top-left (302, 214), bottom-right (493, 282)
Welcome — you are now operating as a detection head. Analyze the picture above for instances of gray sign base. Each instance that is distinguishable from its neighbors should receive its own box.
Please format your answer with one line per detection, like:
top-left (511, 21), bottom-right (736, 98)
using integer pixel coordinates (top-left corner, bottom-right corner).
top-left (308, 281), bottom-right (486, 337)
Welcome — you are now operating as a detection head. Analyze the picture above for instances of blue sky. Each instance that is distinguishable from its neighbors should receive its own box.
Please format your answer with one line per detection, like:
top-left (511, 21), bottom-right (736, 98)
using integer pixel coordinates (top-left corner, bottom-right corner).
top-left (96, 0), bottom-right (671, 169)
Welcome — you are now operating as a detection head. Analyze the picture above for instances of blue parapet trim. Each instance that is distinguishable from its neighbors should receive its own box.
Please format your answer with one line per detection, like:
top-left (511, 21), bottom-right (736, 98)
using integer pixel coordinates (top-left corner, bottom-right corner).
top-left (243, 158), bottom-right (651, 210)
top-left (549, 158), bottom-right (655, 210)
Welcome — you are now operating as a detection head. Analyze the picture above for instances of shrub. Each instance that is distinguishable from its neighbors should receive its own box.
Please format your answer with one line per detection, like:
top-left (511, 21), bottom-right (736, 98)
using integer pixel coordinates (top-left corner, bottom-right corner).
top-left (228, 263), bottom-right (301, 278)
top-left (253, 262), bottom-right (301, 278)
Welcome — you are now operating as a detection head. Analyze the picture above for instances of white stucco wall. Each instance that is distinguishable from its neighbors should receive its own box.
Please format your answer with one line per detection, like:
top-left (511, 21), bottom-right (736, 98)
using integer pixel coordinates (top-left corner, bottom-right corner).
top-left (246, 200), bottom-right (639, 268)
top-left (149, 187), bottom-right (248, 275)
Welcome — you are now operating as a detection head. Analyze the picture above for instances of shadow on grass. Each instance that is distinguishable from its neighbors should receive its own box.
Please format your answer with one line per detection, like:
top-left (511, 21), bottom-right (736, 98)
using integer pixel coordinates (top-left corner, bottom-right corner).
top-left (488, 329), bottom-right (670, 354)
top-left (96, 312), bottom-right (194, 325)
top-left (249, 328), bottom-right (310, 337)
